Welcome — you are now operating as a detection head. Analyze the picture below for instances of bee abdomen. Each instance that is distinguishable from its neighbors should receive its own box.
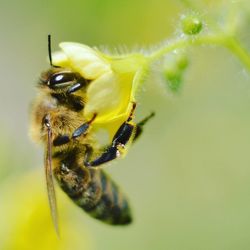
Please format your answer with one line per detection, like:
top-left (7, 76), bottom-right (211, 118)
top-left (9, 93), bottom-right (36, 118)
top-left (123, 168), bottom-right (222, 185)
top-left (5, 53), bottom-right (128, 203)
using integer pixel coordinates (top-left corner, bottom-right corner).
top-left (82, 170), bottom-right (132, 225)
top-left (54, 162), bottom-right (132, 225)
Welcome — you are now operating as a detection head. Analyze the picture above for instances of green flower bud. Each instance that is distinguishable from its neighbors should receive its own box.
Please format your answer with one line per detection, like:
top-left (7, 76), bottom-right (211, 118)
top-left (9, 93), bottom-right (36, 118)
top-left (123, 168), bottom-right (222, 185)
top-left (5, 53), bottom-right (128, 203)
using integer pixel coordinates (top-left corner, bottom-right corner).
top-left (176, 53), bottom-right (189, 70)
top-left (163, 53), bottom-right (189, 93)
top-left (164, 66), bottom-right (183, 92)
top-left (181, 14), bottom-right (203, 35)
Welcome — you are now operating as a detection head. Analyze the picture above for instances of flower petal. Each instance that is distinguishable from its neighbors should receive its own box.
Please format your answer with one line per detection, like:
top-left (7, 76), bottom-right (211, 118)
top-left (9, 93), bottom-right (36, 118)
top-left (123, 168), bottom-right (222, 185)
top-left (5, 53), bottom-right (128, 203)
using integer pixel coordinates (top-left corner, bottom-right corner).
top-left (84, 71), bottom-right (132, 123)
top-left (51, 51), bottom-right (70, 67)
top-left (59, 42), bottom-right (110, 79)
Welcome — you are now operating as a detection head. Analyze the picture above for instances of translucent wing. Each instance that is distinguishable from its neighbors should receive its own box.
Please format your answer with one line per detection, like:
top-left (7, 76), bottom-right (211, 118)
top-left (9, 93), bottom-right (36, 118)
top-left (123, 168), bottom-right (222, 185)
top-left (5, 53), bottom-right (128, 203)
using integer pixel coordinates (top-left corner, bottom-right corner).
top-left (45, 122), bottom-right (59, 236)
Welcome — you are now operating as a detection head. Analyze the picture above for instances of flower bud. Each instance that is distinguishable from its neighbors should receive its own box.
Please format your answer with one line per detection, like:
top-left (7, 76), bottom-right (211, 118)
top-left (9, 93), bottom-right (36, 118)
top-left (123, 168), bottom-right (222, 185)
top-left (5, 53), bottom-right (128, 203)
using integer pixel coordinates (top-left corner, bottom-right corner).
top-left (181, 14), bottom-right (202, 35)
top-left (176, 53), bottom-right (189, 71)
top-left (163, 53), bottom-right (189, 93)
top-left (164, 66), bottom-right (183, 92)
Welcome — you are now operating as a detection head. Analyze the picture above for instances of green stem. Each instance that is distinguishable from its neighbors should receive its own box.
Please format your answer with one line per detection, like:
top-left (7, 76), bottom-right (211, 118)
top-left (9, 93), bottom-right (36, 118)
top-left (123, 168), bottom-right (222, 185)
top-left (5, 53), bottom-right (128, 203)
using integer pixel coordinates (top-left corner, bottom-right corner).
top-left (148, 35), bottom-right (225, 62)
top-left (225, 37), bottom-right (250, 71)
top-left (147, 34), bottom-right (250, 71)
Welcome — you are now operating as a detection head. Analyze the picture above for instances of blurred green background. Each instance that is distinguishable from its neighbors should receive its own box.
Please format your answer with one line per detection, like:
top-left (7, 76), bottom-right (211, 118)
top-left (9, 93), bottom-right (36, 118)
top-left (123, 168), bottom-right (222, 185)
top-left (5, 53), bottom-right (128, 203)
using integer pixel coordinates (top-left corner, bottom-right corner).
top-left (1, 0), bottom-right (250, 249)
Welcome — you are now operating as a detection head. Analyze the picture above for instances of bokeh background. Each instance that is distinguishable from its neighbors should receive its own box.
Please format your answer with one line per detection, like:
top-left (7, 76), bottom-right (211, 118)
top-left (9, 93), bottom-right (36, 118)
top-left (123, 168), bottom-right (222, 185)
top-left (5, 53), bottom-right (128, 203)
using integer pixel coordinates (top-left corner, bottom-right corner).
top-left (1, 0), bottom-right (250, 249)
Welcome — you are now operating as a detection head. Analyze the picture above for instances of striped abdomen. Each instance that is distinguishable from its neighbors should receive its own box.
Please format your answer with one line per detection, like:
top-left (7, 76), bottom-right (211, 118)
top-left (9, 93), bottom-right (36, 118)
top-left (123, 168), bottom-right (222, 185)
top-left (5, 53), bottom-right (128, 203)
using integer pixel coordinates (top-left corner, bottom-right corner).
top-left (53, 157), bottom-right (132, 225)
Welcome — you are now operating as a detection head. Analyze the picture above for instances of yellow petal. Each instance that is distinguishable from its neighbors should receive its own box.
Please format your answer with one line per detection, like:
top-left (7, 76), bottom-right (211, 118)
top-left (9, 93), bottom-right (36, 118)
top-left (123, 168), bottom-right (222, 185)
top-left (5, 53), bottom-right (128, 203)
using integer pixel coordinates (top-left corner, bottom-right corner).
top-left (85, 71), bottom-right (131, 122)
top-left (59, 42), bottom-right (110, 79)
top-left (51, 51), bottom-right (70, 67)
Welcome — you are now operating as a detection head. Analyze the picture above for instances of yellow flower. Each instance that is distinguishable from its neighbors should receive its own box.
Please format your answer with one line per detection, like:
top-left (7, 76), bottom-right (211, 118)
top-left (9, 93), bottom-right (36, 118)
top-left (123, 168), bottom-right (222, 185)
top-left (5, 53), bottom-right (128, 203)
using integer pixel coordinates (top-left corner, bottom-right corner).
top-left (0, 170), bottom-right (92, 250)
top-left (52, 43), bottom-right (148, 138)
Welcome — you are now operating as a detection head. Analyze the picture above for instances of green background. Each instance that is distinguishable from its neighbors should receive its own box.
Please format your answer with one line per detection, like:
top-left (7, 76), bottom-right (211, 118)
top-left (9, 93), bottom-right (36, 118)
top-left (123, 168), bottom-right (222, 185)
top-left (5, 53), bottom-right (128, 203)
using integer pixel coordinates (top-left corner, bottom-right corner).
top-left (1, 0), bottom-right (250, 249)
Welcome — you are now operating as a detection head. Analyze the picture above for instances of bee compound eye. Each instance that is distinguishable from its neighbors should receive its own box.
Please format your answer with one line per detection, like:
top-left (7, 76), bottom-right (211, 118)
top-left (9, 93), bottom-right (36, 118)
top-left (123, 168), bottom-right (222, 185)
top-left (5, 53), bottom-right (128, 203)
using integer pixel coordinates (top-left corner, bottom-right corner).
top-left (49, 72), bottom-right (76, 87)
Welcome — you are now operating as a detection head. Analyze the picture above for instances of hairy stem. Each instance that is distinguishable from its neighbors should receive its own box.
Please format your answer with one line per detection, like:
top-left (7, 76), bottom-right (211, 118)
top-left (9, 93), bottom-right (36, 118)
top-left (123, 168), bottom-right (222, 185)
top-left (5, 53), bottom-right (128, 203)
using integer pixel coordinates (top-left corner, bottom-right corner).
top-left (147, 34), bottom-right (250, 71)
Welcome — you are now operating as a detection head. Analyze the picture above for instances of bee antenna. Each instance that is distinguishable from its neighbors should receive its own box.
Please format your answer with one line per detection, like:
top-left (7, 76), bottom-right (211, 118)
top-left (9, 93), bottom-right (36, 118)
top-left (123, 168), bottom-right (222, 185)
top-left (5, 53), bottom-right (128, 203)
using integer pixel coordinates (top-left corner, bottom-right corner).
top-left (48, 34), bottom-right (60, 68)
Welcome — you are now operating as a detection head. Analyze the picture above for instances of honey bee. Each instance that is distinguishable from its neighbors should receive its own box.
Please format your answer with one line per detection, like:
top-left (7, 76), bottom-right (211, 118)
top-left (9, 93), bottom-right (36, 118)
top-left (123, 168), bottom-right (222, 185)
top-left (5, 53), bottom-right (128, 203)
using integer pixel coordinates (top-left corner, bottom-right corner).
top-left (30, 36), bottom-right (154, 232)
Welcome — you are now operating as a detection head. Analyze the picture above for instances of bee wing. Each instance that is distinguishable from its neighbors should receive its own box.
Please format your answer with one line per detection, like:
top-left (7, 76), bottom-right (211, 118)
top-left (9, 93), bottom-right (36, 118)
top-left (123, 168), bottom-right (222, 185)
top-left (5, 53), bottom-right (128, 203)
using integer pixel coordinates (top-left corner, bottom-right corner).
top-left (45, 126), bottom-right (60, 236)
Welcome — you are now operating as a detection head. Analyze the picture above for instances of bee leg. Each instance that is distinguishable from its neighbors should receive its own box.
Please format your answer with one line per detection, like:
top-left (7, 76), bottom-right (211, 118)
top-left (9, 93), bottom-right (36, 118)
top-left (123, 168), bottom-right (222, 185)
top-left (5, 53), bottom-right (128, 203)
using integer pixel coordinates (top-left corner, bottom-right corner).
top-left (84, 103), bottom-right (137, 167)
top-left (84, 111), bottom-right (155, 167)
top-left (84, 110), bottom-right (155, 167)
top-left (133, 112), bottom-right (155, 142)
top-left (85, 122), bottom-right (135, 167)
top-left (72, 113), bottom-right (97, 139)
top-left (53, 135), bottom-right (70, 146)
top-left (84, 146), bottom-right (118, 167)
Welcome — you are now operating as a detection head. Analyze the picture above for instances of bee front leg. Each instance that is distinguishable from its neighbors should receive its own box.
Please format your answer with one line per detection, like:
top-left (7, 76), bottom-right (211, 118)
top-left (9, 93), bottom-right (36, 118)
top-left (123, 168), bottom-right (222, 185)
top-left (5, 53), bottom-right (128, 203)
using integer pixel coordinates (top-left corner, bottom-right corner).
top-left (72, 113), bottom-right (97, 139)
